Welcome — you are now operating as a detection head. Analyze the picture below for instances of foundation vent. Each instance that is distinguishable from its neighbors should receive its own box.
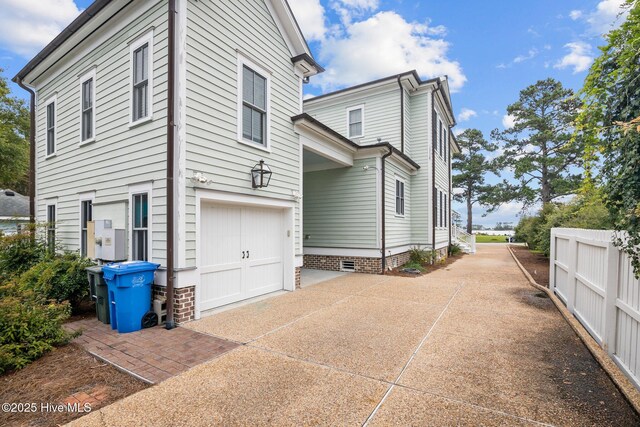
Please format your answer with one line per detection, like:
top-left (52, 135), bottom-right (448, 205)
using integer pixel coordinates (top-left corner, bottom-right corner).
top-left (340, 260), bottom-right (356, 272)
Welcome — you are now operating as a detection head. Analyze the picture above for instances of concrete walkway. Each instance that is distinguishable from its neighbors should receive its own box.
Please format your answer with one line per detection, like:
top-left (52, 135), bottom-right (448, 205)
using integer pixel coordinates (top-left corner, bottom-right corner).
top-left (68, 245), bottom-right (638, 426)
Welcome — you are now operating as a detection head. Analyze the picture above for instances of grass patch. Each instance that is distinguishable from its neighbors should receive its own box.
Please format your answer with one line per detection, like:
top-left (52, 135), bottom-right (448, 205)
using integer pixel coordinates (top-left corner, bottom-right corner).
top-left (475, 234), bottom-right (510, 243)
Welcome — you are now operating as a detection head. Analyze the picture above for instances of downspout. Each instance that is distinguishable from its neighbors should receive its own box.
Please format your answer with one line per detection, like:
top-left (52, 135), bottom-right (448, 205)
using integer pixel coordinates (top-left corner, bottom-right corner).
top-left (397, 76), bottom-right (404, 153)
top-left (448, 127), bottom-right (452, 251)
top-left (165, 0), bottom-right (177, 330)
top-left (380, 146), bottom-right (393, 274)
top-left (15, 79), bottom-right (36, 228)
top-left (431, 87), bottom-right (437, 255)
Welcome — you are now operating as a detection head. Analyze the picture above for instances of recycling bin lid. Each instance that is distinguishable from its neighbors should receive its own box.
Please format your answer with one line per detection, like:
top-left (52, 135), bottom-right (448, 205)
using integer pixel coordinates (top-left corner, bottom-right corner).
top-left (102, 261), bottom-right (161, 276)
top-left (86, 265), bottom-right (103, 273)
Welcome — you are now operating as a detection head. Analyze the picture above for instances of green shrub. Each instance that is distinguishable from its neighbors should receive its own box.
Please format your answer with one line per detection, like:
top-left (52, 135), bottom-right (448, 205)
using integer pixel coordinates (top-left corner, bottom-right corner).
top-left (409, 246), bottom-right (437, 265)
top-left (402, 261), bottom-right (425, 272)
top-left (0, 226), bottom-right (49, 282)
top-left (514, 192), bottom-right (614, 256)
top-left (19, 253), bottom-right (93, 311)
top-left (449, 243), bottom-right (462, 256)
top-left (0, 281), bottom-right (71, 374)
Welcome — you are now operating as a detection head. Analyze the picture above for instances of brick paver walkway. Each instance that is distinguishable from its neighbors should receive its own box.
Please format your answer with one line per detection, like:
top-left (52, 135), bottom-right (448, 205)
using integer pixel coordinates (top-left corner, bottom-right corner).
top-left (66, 319), bottom-right (239, 383)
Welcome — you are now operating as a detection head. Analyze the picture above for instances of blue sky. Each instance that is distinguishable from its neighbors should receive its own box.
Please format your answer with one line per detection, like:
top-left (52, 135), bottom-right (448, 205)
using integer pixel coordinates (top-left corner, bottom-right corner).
top-left (0, 0), bottom-right (630, 227)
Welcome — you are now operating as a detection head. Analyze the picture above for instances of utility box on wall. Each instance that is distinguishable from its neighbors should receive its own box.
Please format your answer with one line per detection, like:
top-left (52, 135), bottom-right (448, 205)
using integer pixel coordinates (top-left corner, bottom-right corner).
top-left (94, 219), bottom-right (127, 261)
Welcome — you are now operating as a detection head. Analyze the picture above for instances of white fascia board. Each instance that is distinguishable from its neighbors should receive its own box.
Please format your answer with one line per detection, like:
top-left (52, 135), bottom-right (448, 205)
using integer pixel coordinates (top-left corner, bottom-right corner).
top-left (266, 0), bottom-right (312, 57)
top-left (304, 80), bottom-right (399, 107)
top-left (296, 125), bottom-right (355, 167)
top-left (25, 0), bottom-right (150, 87)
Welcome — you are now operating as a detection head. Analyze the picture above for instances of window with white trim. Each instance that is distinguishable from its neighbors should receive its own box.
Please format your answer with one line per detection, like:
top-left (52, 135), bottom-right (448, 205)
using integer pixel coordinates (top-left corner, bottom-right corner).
top-left (347, 106), bottom-right (364, 138)
top-left (80, 70), bottom-right (95, 143)
top-left (438, 119), bottom-right (443, 157)
top-left (46, 99), bottom-right (56, 156)
top-left (132, 193), bottom-right (149, 261)
top-left (396, 179), bottom-right (405, 216)
top-left (241, 65), bottom-right (267, 146)
top-left (80, 199), bottom-right (92, 257)
top-left (444, 194), bottom-right (448, 227)
top-left (47, 204), bottom-right (56, 252)
top-left (130, 31), bottom-right (153, 124)
top-left (439, 190), bottom-right (443, 227)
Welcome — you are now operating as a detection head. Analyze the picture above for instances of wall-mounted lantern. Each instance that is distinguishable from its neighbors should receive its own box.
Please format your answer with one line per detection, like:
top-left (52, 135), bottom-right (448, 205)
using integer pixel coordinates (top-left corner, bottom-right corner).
top-left (251, 160), bottom-right (272, 189)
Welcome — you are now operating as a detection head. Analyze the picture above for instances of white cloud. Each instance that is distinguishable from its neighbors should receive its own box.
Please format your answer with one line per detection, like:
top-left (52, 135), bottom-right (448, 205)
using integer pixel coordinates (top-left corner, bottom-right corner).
top-left (453, 127), bottom-right (466, 137)
top-left (554, 41), bottom-right (594, 73)
top-left (458, 108), bottom-right (477, 122)
top-left (289, 0), bottom-right (327, 41)
top-left (0, 0), bottom-right (81, 58)
top-left (513, 48), bottom-right (538, 64)
top-left (569, 10), bottom-right (583, 20)
top-left (315, 11), bottom-right (466, 92)
top-left (502, 114), bottom-right (516, 129)
top-left (586, 0), bottom-right (629, 34)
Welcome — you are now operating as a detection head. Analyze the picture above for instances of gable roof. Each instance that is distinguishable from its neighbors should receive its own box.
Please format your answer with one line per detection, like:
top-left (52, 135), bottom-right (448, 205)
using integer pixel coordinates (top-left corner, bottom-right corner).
top-left (0, 190), bottom-right (29, 218)
top-left (13, 0), bottom-right (321, 84)
top-left (304, 70), bottom-right (455, 125)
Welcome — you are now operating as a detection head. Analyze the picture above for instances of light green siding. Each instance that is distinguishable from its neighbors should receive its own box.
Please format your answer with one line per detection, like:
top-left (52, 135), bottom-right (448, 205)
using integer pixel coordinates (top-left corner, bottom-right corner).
top-left (185, 0), bottom-right (303, 266)
top-left (408, 91), bottom-right (432, 244)
top-left (34, 1), bottom-right (169, 264)
top-left (385, 159), bottom-right (412, 248)
top-left (434, 102), bottom-right (451, 247)
top-left (303, 159), bottom-right (377, 249)
top-left (304, 83), bottom-right (402, 151)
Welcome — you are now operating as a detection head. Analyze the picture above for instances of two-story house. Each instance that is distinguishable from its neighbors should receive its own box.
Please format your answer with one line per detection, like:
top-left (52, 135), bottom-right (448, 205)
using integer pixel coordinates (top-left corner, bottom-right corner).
top-left (301, 71), bottom-right (459, 273)
top-left (13, 0), bottom-right (459, 324)
top-left (13, 0), bottom-right (325, 325)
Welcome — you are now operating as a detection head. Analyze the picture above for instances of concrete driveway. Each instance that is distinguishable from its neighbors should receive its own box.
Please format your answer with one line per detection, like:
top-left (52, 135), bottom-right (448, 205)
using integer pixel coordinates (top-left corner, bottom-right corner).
top-left (69, 245), bottom-right (638, 426)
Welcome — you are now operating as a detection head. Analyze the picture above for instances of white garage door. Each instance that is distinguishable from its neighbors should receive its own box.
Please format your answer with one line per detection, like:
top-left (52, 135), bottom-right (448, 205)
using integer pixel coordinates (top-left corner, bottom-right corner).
top-left (199, 203), bottom-right (284, 311)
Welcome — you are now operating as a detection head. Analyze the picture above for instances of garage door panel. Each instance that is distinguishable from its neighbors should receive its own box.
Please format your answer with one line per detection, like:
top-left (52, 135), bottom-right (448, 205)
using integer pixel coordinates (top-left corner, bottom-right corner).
top-left (200, 268), bottom-right (243, 311)
top-left (245, 262), bottom-right (283, 298)
top-left (199, 202), bottom-right (285, 312)
top-left (201, 205), bottom-right (241, 268)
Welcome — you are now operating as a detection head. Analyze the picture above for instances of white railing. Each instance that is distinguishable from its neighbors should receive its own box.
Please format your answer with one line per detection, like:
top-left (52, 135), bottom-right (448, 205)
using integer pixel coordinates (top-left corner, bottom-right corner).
top-left (452, 224), bottom-right (476, 254)
top-left (550, 228), bottom-right (640, 390)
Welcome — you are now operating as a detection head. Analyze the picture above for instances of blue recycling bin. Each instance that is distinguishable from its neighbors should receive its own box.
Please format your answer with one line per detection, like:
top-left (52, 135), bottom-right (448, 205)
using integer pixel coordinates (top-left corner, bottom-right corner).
top-left (102, 261), bottom-right (160, 333)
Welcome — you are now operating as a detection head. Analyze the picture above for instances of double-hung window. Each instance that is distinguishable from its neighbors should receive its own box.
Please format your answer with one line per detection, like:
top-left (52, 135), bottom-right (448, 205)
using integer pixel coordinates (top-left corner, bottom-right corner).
top-left (80, 199), bottom-right (92, 257)
top-left (395, 179), bottom-right (405, 216)
top-left (46, 98), bottom-right (56, 156)
top-left (132, 193), bottom-right (149, 261)
top-left (130, 31), bottom-right (153, 125)
top-left (47, 204), bottom-right (56, 252)
top-left (438, 120), bottom-right (443, 157)
top-left (439, 190), bottom-right (443, 227)
top-left (347, 106), bottom-right (364, 138)
top-left (80, 70), bottom-right (95, 143)
top-left (242, 65), bottom-right (268, 146)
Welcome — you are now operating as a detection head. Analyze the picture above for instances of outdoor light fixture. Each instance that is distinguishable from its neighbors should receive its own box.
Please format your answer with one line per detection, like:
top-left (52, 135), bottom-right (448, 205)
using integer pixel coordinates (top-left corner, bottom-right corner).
top-left (251, 160), bottom-right (272, 189)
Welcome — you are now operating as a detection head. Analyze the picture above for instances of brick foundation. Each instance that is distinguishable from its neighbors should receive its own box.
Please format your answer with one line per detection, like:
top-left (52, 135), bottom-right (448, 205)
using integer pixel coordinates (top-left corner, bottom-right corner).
top-left (295, 267), bottom-right (301, 289)
top-left (304, 254), bottom-right (382, 274)
top-left (304, 251), bottom-right (412, 274)
top-left (152, 285), bottom-right (196, 324)
top-left (384, 251), bottom-right (412, 270)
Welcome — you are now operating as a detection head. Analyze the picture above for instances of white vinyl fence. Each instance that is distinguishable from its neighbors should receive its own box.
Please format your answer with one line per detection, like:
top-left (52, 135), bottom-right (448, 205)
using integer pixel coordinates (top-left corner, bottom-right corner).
top-left (550, 228), bottom-right (640, 389)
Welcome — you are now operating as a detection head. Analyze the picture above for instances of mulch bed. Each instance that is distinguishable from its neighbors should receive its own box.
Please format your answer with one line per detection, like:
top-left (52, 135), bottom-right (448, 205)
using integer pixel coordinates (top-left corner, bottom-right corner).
top-left (386, 253), bottom-right (464, 277)
top-left (0, 344), bottom-right (149, 427)
top-left (509, 245), bottom-right (549, 287)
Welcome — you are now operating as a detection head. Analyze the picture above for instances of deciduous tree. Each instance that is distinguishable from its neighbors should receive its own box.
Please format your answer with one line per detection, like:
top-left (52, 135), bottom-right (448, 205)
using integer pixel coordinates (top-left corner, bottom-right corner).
top-left (579, 0), bottom-right (640, 275)
top-left (0, 70), bottom-right (29, 194)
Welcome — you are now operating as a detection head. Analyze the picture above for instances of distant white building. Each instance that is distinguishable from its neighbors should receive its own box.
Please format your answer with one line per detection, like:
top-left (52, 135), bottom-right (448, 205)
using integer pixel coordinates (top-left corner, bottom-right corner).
top-left (0, 190), bottom-right (29, 235)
